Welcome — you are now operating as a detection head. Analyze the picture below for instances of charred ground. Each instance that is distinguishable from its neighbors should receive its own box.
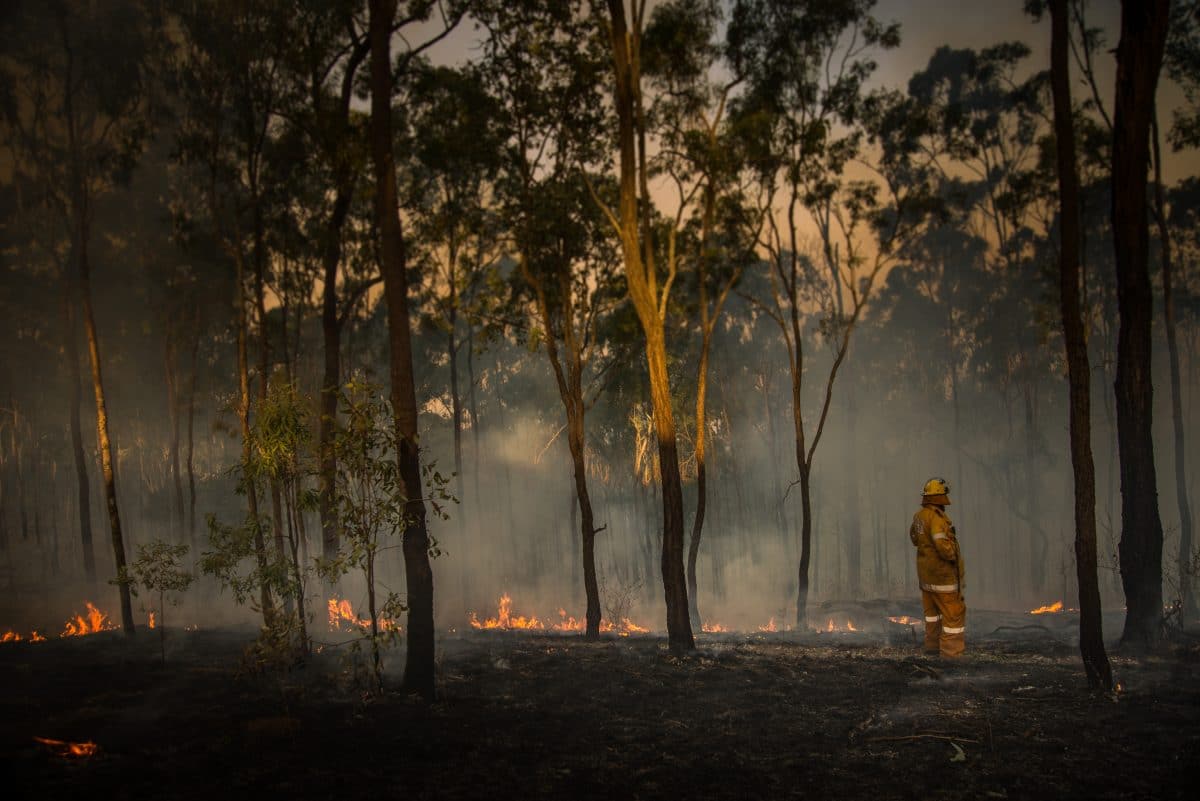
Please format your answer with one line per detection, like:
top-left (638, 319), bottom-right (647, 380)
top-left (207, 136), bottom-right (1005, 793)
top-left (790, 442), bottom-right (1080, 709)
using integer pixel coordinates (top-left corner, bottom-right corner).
top-left (3, 612), bottom-right (1198, 801)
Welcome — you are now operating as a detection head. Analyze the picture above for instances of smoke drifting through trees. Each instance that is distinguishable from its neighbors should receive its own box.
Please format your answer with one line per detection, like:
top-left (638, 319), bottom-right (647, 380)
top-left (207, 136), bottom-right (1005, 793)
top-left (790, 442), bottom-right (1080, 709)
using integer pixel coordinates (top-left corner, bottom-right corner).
top-left (1, 0), bottom-right (1199, 682)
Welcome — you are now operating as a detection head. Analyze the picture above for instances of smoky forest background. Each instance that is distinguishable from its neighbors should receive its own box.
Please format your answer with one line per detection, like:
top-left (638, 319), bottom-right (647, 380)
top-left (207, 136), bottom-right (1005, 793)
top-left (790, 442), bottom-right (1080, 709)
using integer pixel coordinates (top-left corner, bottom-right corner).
top-left (2, 0), bottom-right (1199, 697)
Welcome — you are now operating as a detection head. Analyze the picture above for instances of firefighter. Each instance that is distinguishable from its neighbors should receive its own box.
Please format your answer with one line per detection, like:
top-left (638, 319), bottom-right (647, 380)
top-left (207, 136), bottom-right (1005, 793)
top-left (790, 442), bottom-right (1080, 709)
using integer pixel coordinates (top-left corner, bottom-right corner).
top-left (909, 477), bottom-right (965, 658)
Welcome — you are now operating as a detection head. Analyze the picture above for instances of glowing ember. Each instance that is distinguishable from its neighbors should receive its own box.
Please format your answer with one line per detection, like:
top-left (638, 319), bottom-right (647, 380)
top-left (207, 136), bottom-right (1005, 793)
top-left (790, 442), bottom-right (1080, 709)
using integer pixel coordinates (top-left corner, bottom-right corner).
top-left (33, 736), bottom-right (98, 758)
top-left (61, 602), bottom-right (115, 637)
top-left (701, 622), bottom-right (729, 633)
top-left (1030, 601), bottom-right (1064, 615)
top-left (327, 597), bottom-right (400, 633)
top-left (888, 616), bottom-right (921, 625)
top-left (148, 611), bottom-right (156, 629)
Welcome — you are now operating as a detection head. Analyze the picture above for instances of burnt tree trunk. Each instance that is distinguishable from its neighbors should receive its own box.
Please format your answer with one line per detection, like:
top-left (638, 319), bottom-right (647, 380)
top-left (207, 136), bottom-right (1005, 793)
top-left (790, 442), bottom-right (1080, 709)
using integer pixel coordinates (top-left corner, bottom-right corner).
top-left (185, 307), bottom-right (199, 549)
top-left (1051, 0), bottom-right (1114, 689)
top-left (369, 0), bottom-right (436, 698)
top-left (319, 180), bottom-right (353, 563)
top-left (1111, 0), bottom-right (1169, 650)
top-left (165, 332), bottom-right (184, 540)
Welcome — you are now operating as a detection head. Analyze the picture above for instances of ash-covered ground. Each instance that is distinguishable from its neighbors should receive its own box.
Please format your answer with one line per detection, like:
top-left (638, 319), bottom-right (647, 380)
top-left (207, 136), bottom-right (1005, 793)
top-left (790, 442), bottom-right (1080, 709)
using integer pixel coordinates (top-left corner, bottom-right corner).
top-left (3, 605), bottom-right (1198, 801)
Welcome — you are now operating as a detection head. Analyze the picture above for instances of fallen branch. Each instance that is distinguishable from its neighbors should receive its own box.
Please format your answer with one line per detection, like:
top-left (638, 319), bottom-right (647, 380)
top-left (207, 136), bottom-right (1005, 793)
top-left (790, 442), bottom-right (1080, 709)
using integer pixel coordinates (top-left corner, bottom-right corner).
top-left (866, 733), bottom-right (980, 744)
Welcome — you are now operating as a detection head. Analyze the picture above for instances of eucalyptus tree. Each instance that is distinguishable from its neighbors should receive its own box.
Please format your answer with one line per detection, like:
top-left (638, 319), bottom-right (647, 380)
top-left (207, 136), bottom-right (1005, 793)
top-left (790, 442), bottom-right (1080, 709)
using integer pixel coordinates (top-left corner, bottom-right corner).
top-left (1042, 0), bottom-right (1113, 689)
top-left (728, 0), bottom-right (938, 624)
top-left (1111, 0), bottom-right (1170, 649)
top-left (597, 0), bottom-right (707, 651)
top-left (174, 0), bottom-right (298, 626)
top-left (640, 0), bottom-right (761, 629)
top-left (367, 0), bottom-right (464, 700)
top-left (479, 0), bottom-right (620, 638)
top-left (0, 0), bottom-right (169, 633)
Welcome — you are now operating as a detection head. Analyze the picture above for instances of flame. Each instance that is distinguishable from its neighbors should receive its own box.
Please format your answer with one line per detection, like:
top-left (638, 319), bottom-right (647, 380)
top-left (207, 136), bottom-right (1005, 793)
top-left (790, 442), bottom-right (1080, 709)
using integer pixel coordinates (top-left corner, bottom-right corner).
top-left (821, 618), bottom-right (858, 632)
top-left (61, 602), bottom-right (115, 637)
top-left (327, 597), bottom-right (400, 632)
top-left (888, 616), bottom-right (921, 625)
top-left (757, 616), bottom-right (784, 632)
top-left (2, 631), bottom-right (21, 642)
top-left (469, 594), bottom-right (544, 630)
top-left (33, 737), bottom-right (98, 757)
top-left (471, 596), bottom-right (650, 634)
top-left (148, 611), bottom-right (156, 629)
top-left (1030, 601), bottom-right (1064, 615)
top-left (701, 622), bottom-right (729, 633)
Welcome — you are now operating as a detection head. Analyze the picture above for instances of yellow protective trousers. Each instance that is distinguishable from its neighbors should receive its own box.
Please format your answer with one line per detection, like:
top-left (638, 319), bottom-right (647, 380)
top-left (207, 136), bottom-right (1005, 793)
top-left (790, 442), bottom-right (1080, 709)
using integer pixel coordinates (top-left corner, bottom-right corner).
top-left (921, 589), bottom-right (966, 658)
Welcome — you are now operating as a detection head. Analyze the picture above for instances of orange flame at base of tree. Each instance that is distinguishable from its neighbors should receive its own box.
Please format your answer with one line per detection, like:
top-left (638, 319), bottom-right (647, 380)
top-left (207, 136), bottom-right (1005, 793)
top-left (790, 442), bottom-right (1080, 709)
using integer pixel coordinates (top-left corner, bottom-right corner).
top-left (469, 595), bottom-right (651, 635)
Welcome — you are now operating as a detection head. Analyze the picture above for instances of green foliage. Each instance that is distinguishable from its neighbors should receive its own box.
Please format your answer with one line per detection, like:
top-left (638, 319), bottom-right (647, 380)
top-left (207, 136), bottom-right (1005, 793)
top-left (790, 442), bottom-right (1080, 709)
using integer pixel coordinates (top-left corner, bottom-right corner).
top-left (317, 376), bottom-right (454, 692)
top-left (126, 538), bottom-right (194, 663)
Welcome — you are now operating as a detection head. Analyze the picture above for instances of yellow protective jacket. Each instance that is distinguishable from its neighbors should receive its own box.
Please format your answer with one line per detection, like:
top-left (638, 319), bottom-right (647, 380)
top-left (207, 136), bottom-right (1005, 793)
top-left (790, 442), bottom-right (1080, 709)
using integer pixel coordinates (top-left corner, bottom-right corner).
top-left (909, 504), bottom-right (964, 593)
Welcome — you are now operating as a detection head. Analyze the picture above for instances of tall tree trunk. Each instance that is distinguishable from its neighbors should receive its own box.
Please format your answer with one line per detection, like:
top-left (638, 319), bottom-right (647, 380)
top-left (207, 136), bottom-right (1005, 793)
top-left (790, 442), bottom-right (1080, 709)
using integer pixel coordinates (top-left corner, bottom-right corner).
top-left (369, 0), bottom-right (436, 698)
top-left (76, 223), bottom-right (134, 634)
top-left (1151, 111), bottom-right (1195, 624)
top-left (1051, 0), bottom-right (1113, 689)
top-left (185, 307), bottom-right (199, 549)
top-left (235, 248), bottom-right (275, 627)
top-left (1111, 0), bottom-right (1169, 649)
top-left (165, 332), bottom-right (184, 540)
top-left (64, 292), bottom-right (95, 580)
top-left (604, 0), bottom-right (693, 652)
top-left (319, 182), bottom-right (352, 563)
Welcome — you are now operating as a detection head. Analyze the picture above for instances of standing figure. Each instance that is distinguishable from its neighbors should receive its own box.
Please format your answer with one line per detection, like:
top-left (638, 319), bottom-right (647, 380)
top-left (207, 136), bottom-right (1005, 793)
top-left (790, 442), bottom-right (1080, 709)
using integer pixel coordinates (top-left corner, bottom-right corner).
top-left (909, 478), bottom-right (965, 657)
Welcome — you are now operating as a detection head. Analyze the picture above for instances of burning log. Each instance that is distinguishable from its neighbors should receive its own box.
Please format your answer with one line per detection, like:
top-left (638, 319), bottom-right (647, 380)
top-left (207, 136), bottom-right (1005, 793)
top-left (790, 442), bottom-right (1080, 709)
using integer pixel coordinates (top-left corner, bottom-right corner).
top-left (33, 737), bottom-right (98, 758)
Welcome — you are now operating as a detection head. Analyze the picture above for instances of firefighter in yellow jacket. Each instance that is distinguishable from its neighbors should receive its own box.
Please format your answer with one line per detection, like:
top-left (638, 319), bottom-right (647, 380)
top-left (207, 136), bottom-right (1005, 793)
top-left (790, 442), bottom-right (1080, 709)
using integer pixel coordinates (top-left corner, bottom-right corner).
top-left (909, 477), bottom-right (965, 657)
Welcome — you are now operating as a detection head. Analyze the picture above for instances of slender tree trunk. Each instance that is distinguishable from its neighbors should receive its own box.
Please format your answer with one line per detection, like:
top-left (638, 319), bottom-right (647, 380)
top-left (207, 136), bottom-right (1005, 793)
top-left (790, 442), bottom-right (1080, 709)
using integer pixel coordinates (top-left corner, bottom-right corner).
top-left (319, 183), bottom-right (352, 563)
top-left (1111, 0), bottom-right (1169, 649)
top-left (604, 0), bottom-right (693, 652)
top-left (235, 249), bottom-right (275, 627)
top-left (76, 223), bottom-right (134, 634)
top-left (370, 0), bottom-right (436, 698)
top-left (165, 333), bottom-right (184, 540)
top-left (1051, 0), bottom-right (1113, 689)
top-left (1151, 111), bottom-right (1196, 623)
top-left (185, 308), bottom-right (199, 549)
top-left (63, 292), bottom-right (95, 580)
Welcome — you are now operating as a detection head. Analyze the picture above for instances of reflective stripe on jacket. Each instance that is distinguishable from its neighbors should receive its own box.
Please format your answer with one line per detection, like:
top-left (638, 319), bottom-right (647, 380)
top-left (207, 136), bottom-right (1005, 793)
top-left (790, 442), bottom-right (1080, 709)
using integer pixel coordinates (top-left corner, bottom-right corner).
top-left (910, 504), bottom-right (964, 591)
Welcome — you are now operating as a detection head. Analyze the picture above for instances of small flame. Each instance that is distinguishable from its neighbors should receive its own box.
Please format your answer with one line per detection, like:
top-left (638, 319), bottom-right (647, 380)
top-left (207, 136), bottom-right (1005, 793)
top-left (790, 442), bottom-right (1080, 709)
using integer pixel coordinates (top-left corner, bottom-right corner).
top-left (701, 622), bottom-right (729, 633)
top-left (33, 737), bottom-right (98, 758)
top-left (888, 616), bottom-right (921, 625)
top-left (469, 594), bottom-right (544, 630)
top-left (148, 611), bottom-right (156, 629)
top-left (61, 602), bottom-right (115, 637)
top-left (821, 618), bottom-right (858, 632)
top-left (1030, 601), bottom-right (1064, 615)
top-left (327, 597), bottom-right (400, 632)
top-left (757, 617), bottom-right (783, 633)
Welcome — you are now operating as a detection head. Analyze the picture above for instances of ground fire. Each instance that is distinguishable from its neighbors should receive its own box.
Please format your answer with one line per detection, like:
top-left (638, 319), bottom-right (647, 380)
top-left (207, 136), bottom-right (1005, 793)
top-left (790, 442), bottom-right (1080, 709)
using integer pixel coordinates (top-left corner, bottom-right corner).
top-left (33, 737), bottom-right (99, 758)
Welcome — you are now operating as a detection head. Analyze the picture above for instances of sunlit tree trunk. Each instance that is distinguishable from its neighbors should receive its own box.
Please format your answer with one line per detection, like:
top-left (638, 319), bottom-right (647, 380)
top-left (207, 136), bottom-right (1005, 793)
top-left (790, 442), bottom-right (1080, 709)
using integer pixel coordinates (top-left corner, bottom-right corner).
top-left (75, 217), bottom-right (134, 634)
top-left (369, 0), bottom-right (436, 697)
top-left (1051, 0), bottom-right (1113, 689)
top-left (1111, 0), bottom-right (1169, 649)
top-left (603, 0), bottom-right (693, 652)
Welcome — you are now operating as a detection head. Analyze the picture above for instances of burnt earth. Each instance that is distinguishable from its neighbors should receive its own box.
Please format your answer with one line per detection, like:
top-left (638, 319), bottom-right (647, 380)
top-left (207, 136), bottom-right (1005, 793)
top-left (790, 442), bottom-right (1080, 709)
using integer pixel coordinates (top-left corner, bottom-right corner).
top-left (2, 626), bottom-right (1198, 800)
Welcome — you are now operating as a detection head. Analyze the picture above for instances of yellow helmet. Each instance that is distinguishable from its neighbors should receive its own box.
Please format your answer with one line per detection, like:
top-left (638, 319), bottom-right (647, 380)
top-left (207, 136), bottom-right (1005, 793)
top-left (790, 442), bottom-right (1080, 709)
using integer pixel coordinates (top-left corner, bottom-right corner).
top-left (922, 477), bottom-right (951, 504)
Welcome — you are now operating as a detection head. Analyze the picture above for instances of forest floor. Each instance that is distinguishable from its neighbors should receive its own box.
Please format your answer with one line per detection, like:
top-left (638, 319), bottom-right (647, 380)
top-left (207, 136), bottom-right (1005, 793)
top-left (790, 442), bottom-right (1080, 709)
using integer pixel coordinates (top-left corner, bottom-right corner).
top-left (3, 606), bottom-right (1199, 801)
